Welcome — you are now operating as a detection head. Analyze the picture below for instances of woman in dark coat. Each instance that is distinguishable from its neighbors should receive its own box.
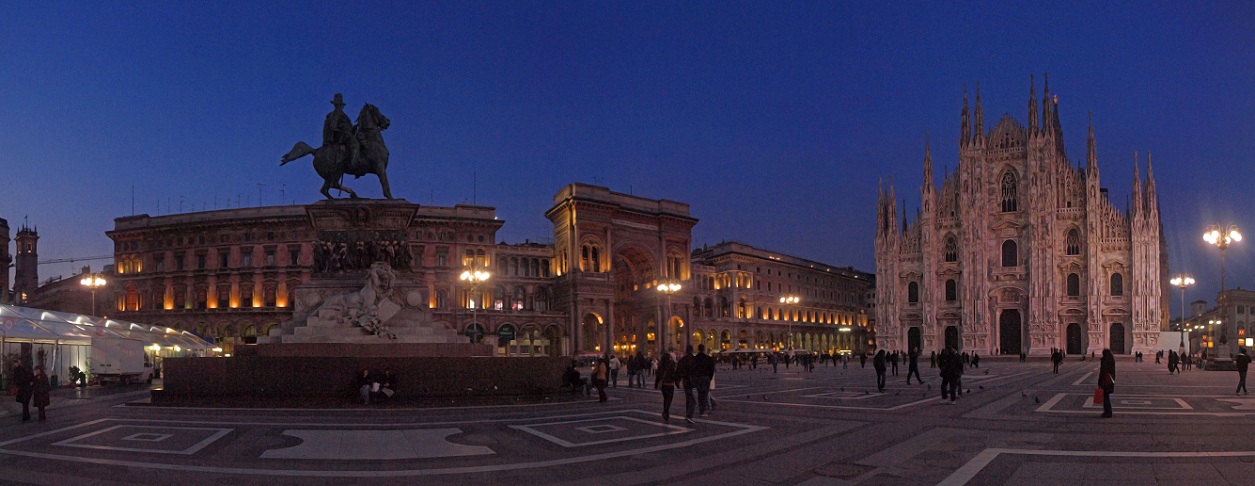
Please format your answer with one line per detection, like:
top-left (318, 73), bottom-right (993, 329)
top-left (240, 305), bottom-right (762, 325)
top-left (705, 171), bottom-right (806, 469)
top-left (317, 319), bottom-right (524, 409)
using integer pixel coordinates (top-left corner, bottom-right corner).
top-left (1099, 349), bottom-right (1116, 418)
top-left (33, 366), bottom-right (51, 422)
top-left (655, 352), bottom-right (678, 422)
top-left (872, 350), bottom-right (887, 392)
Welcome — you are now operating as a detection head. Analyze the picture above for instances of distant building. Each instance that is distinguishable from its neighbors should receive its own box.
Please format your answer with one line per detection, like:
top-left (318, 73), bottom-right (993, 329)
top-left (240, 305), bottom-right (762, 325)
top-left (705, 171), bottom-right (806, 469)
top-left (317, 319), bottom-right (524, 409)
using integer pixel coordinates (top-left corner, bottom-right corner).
top-left (12, 225), bottom-right (38, 304)
top-left (688, 242), bottom-right (873, 354)
top-left (105, 183), bottom-right (872, 357)
top-left (0, 217), bottom-right (9, 303)
top-left (875, 79), bottom-right (1168, 356)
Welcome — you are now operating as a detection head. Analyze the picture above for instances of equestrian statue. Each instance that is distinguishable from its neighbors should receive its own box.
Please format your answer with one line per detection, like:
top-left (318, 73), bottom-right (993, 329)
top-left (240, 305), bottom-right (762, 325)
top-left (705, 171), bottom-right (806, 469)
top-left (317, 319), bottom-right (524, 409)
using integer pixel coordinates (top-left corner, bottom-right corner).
top-left (281, 93), bottom-right (394, 199)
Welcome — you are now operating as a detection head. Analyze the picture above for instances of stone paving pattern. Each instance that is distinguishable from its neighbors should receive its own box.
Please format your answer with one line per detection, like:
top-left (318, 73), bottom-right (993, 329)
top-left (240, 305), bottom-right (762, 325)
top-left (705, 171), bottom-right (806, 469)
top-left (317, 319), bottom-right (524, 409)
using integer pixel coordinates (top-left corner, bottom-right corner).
top-left (0, 356), bottom-right (1249, 485)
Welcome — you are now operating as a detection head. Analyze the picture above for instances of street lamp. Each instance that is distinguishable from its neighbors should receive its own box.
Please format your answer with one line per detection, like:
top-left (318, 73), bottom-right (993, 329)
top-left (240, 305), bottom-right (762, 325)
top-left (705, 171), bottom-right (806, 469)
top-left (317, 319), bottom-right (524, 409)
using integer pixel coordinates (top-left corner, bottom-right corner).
top-left (1209, 318), bottom-right (1223, 354)
top-left (459, 269), bottom-right (490, 342)
top-left (1170, 275), bottom-right (1194, 350)
top-left (1204, 224), bottom-right (1242, 292)
top-left (79, 273), bottom-right (107, 317)
top-left (657, 280), bottom-right (682, 357)
top-left (780, 295), bottom-right (800, 351)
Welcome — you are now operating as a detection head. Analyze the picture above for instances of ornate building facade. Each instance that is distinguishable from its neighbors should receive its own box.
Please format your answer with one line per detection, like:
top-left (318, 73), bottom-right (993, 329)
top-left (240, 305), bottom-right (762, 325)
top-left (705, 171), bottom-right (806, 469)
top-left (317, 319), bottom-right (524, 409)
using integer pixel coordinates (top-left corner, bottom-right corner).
top-left (875, 79), bottom-right (1168, 356)
top-left (547, 184), bottom-right (873, 358)
top-left (105, 183), bottom-right (872, 357)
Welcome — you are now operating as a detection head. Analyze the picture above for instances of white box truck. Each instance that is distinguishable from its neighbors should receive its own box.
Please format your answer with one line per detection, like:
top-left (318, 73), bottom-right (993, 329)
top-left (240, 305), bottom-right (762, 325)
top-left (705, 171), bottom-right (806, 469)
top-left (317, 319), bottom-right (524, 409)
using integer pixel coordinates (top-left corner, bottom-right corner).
top-left (90, 337), bottom-right (153, 385)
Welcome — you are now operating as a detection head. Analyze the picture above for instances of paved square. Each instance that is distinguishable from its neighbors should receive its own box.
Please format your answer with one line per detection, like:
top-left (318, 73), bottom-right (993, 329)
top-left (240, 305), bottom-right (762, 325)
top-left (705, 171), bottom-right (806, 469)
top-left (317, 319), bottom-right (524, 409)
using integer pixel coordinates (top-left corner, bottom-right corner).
top-left (52, 425), bottom-right (232, 455)
top-left (512, 415), bottom-right (690, 447)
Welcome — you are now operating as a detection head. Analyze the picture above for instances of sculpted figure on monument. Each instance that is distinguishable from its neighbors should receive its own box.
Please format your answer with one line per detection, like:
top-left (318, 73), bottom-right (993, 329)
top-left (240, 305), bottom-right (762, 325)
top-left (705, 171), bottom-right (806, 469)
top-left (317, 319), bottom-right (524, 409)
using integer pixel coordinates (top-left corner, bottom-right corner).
top-left (281, 93), bottom-right (395, 200)
top-left (310, 262), bottom-right (400, 339)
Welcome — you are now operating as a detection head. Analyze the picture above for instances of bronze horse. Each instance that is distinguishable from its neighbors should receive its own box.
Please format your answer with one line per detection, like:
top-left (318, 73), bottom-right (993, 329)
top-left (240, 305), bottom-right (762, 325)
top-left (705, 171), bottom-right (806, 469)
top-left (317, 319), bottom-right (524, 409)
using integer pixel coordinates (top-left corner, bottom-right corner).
top-left (281, 103), bottom-right (393, 199)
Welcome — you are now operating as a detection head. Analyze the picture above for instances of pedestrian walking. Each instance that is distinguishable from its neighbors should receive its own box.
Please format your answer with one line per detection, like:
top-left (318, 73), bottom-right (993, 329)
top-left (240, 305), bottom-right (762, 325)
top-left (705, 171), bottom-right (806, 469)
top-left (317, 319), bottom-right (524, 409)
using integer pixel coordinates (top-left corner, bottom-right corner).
top-left (593, 357), bottom-right (609, 402)
top-left (873, 350), bottom-right (887, 392)
top-left (608, 354), bottom-right (620, 388)
top-left (1098, 349), bottom-right (1116, 418)
top-left (930, 350), bottom-right (937, 369)
top-left (32, 366), bottom-right (50, 422)
top-left (655, 352), bottom-right (678, 422)
top-left (11, 359), bottom-right (33, 422)
top-left (939, 346), bottom-right (961, 404)
top-left (1052, 350), bottom-right (1063, 374)
top-left (1237, 347), bottom-right (1251, 396)
top-left (906, 348), bottom-right (924, 385)
top-left (676, 345), bottom-right (697, 423)
top-left (693, 344), bottom-right (716, 416)
top-left (889, 351), bottom-right (899, 376)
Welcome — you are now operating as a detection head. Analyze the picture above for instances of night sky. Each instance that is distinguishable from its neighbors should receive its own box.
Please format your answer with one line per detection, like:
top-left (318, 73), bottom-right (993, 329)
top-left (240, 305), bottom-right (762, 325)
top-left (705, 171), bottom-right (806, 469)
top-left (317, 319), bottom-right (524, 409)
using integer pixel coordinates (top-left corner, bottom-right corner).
top-left (2, 3), bottom-right (1252, 320)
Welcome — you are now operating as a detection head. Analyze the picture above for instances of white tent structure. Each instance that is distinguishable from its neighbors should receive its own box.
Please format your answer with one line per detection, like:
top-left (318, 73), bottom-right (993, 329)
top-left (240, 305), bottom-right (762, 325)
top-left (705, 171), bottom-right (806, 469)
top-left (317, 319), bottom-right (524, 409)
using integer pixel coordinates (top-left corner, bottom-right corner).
top-left (0, 304), bottom-right (218, 386)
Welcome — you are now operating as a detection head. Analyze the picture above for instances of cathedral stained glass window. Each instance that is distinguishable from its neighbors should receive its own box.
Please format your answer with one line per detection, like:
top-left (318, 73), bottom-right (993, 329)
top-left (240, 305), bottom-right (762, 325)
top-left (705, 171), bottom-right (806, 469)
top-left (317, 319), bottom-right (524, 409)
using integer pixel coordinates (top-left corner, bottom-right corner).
top-left (1001, 171), bottom-right (1018, 212)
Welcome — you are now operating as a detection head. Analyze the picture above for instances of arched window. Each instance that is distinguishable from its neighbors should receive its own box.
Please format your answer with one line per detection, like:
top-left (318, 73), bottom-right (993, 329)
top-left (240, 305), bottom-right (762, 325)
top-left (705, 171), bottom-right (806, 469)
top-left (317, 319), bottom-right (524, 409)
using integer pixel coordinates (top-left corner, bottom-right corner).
top-left (1067, 273), bottom-right (1080, 297)
top-left (945, 279), bottom-right (957, 302)
top-left (1111, 273), bottom-right (1124, 296)
top-left (908, 282), bottom-right (919, 304)
top-left (1065, 228), bottom-right (1081, 255)
top-left (1001, 170), bottom-right (1018, 212)
top-left (436, 289), bottom-right (448, 309)
top-left (944, 236), bottom-right (958, 262)
top-left (1001, 240), bottom-right (1018, 267)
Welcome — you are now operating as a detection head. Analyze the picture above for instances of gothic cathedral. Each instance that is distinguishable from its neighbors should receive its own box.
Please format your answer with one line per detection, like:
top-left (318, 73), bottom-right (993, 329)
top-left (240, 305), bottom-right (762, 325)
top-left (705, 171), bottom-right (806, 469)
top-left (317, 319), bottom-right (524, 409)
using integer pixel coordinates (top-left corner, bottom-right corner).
top-left (875, 77), bottom-right (1168, 356)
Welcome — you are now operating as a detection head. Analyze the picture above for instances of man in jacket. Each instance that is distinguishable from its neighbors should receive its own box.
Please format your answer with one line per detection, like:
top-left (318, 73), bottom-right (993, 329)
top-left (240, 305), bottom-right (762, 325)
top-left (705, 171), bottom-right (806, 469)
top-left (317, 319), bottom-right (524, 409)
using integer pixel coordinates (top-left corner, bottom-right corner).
top-left (939, 347), bottom-right (960, 404)
top-left (676, 345), bottom-right (697, 423)
top-left (12, 359), bottom-right (33, 422)
top-left (1237, 347), bottom-right (1251, 396)
top-left (693, 344), bottom-right (716, 417)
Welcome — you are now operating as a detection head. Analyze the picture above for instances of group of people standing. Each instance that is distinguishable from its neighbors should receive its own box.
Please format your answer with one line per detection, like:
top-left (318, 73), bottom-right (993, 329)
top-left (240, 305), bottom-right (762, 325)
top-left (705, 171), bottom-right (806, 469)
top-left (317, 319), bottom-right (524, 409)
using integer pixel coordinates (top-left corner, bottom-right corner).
top-left (654, 344), bottom-right (716, 423)
top-left (1161, 349), bottom-right (1197, 374)
top-left (11, 359), bottom-right (51, 422)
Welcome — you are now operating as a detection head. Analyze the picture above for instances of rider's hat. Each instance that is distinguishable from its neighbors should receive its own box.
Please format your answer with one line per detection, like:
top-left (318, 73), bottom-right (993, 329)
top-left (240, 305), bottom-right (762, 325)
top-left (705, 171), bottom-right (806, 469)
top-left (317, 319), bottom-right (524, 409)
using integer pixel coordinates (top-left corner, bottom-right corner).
top-left (331, 93), bottom-right (345, 107)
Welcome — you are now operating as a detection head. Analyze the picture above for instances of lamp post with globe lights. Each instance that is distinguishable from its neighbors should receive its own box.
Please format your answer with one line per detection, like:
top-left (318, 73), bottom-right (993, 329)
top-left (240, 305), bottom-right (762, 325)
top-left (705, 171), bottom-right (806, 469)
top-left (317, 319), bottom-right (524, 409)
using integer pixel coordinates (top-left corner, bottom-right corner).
top-left (1204, 224), bottom-right (1241, 361)
top-left (1170, 275), bottom-right (1194, 350)
top-left (79, 273), bottom-right (107, 317)
top-left (780, 295), bottom-right (800, 352)
top-left (1204, 224), bottom-right (1242, 293)
top-left (657, 280), bottom-right (682, 357)
top-left (459, 269), bottom-right (490, 342)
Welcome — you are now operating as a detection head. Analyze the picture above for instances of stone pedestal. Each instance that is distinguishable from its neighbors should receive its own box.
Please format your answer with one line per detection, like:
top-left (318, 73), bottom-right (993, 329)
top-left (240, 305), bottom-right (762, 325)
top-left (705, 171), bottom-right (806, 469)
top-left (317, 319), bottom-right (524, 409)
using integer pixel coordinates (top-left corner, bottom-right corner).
top-left (259, 199), bottom-right (466, 345)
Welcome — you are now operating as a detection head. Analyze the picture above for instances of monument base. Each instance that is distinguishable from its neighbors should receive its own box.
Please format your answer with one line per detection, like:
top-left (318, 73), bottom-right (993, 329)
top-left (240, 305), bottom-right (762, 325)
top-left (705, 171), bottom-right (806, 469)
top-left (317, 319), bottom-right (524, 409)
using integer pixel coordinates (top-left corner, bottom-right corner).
top-left (155, 352), bottom-right (566, 405)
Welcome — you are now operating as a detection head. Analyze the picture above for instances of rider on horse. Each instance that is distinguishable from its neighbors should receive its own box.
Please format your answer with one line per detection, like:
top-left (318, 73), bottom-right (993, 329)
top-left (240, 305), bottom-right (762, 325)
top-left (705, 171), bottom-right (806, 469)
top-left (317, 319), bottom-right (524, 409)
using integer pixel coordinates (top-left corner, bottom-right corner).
top-left (324, 93), bottom-right (361, 175)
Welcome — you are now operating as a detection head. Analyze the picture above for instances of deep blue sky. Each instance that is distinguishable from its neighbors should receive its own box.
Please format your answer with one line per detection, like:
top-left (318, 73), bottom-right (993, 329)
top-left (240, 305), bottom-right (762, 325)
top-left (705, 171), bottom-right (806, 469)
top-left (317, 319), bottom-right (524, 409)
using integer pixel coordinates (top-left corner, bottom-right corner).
top-left (2, 2), bottom-right (1252, 319)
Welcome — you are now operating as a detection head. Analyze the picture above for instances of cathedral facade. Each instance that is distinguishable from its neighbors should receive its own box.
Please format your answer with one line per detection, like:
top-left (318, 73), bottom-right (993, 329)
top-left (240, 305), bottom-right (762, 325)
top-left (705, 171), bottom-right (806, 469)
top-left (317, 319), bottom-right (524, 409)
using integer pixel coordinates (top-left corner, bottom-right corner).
top-left (875, 78), bottom-right (1168, 356)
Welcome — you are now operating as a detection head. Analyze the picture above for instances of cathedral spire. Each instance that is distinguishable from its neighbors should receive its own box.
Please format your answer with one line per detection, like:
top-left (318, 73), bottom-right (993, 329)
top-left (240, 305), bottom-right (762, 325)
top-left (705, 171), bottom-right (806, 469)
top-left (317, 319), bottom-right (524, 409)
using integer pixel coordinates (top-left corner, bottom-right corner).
top-left (1028, 74), bottom-right (1039, 132)
top-left (1042, 73), bottom-right (1054, 134)
top-left (923, 133), bottom-right (933, 185)
top-left (974, 83), bottom-right (984, 139)
top-left (1131, 152), bottom-right (1142, 217)
top-left (1086, 112), bottom-right (1098, 172)
top-left (960, 85), bottom-right (971, 145)
top-left (1146, 152), bottom-right (1158, 211)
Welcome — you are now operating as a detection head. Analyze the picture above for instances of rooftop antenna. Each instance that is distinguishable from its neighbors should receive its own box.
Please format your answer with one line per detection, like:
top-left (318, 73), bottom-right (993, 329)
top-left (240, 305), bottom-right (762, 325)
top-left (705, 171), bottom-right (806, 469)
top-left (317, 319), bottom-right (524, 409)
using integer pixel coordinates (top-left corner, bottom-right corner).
top-left (257, 183), bottom-right (265, 207)
top-left (473, 171), bottom-right (477, 205)
top-left (179, 195), bottom-right (184, 213)
top-left (280, 184), bottom-right (286, 205)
